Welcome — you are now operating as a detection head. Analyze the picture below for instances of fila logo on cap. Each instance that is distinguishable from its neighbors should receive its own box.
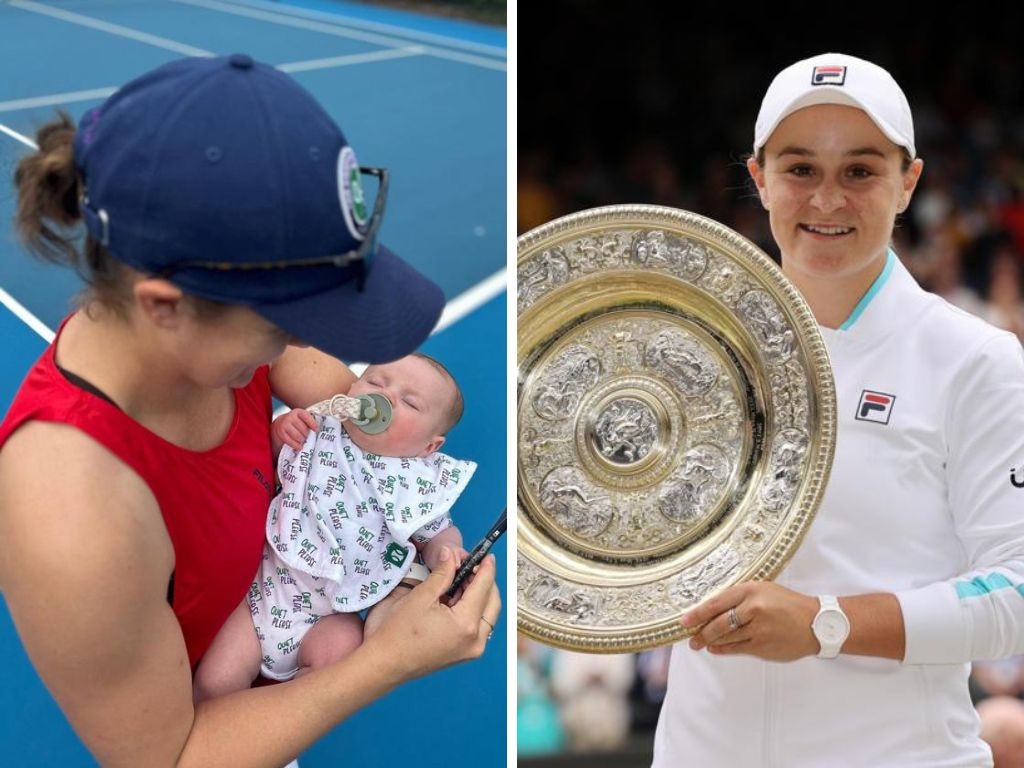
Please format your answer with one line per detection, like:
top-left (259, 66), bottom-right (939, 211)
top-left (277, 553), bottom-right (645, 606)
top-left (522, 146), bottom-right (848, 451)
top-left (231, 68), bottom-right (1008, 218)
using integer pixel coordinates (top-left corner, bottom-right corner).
top-left (812, 65), bottom-right (846, 86)
top-left (856, 390), bottom-right (895, 425)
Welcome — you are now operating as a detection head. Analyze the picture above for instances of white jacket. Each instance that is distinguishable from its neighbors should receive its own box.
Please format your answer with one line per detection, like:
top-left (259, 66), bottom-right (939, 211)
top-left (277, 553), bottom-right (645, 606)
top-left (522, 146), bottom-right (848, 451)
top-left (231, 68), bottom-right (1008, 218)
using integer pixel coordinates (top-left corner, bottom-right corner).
top-left (653, 252), bottom-right (1024, 767)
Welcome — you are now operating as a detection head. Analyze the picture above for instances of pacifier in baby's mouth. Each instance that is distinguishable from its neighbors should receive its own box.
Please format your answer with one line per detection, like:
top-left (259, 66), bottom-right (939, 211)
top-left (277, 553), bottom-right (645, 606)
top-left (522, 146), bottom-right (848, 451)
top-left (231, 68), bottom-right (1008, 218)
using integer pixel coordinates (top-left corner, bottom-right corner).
top-left (312, 392), bottom-right (393, 434)
top-left (349, 393), bottom-right (392, 434)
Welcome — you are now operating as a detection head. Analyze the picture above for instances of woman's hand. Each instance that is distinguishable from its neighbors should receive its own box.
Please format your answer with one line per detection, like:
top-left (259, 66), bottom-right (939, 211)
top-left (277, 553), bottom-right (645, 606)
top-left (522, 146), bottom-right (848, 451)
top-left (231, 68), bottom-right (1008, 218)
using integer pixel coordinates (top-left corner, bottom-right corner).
top-left (364, 546), bottom-right (501, 682)
top-left (681, 582), bottom-right (820, 662)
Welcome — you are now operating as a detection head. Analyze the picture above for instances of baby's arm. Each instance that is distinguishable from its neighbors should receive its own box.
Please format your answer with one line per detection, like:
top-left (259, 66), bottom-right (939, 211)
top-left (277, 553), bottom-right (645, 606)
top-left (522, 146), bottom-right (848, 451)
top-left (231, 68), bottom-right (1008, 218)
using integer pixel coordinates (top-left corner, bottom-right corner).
top-left (270, 408), bottom-right (319, 457)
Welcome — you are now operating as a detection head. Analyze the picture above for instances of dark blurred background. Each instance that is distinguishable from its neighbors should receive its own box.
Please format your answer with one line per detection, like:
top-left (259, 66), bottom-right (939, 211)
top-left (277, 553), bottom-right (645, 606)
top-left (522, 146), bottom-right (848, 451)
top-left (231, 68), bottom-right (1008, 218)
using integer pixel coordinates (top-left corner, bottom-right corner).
top-left (518, 6), bottom-right (1024, 767)
top-left (345, 0), bottom-right (505, 24)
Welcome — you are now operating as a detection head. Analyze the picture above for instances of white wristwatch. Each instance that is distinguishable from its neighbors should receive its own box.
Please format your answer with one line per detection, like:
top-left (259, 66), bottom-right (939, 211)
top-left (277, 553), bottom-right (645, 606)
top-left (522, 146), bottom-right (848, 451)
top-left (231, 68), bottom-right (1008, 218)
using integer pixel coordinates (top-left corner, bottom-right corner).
top-left (811, 595), bottom-right (850, 659)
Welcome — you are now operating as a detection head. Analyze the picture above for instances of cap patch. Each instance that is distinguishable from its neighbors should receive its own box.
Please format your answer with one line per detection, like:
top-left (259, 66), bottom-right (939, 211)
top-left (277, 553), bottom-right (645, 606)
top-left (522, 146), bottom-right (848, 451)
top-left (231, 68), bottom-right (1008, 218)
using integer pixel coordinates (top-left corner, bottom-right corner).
top-left (337, 145), bottom-right (368, 241)
top-left (811, 65), bottom-right (846, 86)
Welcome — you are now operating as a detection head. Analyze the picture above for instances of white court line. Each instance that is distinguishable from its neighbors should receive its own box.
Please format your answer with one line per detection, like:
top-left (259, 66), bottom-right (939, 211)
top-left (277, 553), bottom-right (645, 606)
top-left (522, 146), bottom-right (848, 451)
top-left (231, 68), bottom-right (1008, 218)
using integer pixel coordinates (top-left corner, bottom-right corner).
top-left (277, 46), bottom-right (424, 73)
top-left (0, 87), bottom-right (119, 115)
top-left (391, 40), bottom-right (505, 72)
top-left (0, 0), bottom-right (500, 116)
top-left (209, 0), bottom-right (506, 57)
top-left (0, 123), bottom-right (37, 148)
top-left (0, 286), bottom-right (54, 343)
top-left (433, 268), bottom-right (506, 334)
top-left (9, 0), bottom-right (213, 57)
top-left (0, 48), bottom-right (422, 115)
top-left (170, 0), bottom-right (506, 72)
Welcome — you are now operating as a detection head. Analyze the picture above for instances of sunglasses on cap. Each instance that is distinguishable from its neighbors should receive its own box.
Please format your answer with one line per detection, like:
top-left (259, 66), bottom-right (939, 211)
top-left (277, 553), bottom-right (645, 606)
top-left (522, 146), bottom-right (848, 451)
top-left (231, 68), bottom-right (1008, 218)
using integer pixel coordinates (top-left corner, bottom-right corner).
top-left (157, 166), bottom-right (388, 292)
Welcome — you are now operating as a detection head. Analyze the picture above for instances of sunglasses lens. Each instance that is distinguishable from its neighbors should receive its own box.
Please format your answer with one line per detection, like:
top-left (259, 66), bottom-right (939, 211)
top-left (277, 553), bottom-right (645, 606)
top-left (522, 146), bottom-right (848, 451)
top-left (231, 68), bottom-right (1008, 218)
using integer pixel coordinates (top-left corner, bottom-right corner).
top-left (357, 168), bottom-right (386, 279)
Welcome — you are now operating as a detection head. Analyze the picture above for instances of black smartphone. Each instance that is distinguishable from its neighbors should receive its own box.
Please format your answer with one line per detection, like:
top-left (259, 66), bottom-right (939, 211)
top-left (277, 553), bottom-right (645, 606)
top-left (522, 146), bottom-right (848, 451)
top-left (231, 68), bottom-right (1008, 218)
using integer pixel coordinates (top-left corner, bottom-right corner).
top-left (446, 508), bottom-right (506, 598)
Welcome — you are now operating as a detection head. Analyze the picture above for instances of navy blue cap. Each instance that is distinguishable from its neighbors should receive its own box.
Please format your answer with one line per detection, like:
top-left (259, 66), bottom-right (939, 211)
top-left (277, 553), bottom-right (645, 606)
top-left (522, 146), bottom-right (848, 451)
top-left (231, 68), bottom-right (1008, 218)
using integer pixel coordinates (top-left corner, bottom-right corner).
top-left (72, 54), bottom-right (444, 363)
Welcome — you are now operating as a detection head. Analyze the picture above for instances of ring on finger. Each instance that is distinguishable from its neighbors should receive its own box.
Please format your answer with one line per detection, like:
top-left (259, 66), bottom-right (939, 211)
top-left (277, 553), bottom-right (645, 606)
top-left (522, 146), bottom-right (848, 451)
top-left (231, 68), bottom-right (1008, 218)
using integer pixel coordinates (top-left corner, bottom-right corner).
top-left (727, 606), bottom-right (741, 632)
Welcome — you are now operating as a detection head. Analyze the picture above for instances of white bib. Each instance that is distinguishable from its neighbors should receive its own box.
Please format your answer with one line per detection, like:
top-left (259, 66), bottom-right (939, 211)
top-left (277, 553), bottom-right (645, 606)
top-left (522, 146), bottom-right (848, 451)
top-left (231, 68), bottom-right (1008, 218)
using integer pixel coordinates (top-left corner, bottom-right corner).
top-left (267, 414), bottom-right (476, 611)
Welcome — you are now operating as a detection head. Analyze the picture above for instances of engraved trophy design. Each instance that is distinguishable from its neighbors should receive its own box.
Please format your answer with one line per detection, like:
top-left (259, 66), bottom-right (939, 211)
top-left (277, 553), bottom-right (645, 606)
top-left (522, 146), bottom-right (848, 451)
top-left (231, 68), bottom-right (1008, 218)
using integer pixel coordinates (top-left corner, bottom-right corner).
top-left (517, 206), bottom-right (837, 652)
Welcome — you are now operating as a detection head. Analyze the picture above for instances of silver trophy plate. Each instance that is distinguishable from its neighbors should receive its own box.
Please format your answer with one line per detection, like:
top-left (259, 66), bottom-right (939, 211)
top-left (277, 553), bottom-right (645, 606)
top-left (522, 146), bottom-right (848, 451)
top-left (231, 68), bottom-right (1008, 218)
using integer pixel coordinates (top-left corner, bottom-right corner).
top-left (517, 205), bottom-right (836, 652)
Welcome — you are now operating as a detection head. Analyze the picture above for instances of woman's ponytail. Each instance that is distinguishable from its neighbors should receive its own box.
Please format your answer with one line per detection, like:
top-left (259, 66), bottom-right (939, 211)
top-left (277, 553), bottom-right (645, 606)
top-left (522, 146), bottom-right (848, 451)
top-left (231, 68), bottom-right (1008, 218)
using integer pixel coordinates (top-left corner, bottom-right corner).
top-left (13, 111), bottom-right (83, 267)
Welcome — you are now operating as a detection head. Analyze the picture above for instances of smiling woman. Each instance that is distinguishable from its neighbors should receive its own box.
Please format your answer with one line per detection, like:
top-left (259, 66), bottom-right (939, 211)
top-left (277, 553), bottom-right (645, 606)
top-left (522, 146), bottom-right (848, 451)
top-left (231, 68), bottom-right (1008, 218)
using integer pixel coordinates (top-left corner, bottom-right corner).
top-left (651, 52), bottom-right (1024, 768)
top-left (748, 103), bottom-right (924, 328)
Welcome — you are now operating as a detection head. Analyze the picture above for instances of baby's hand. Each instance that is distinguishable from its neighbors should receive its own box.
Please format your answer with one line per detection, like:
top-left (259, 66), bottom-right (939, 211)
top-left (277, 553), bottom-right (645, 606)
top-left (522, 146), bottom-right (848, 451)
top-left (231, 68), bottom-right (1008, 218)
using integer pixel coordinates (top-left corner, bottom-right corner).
top-left (272, 408), bottom-right (319, 451)
top-left (422, 541), bottom-right (469, 571)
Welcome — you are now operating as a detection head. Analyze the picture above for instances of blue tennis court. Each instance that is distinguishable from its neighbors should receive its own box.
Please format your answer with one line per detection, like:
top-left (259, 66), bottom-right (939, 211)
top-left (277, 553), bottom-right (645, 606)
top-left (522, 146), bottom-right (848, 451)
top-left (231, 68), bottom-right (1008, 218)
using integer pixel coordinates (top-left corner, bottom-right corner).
top-left (0, 1), bottom-right (506, 764)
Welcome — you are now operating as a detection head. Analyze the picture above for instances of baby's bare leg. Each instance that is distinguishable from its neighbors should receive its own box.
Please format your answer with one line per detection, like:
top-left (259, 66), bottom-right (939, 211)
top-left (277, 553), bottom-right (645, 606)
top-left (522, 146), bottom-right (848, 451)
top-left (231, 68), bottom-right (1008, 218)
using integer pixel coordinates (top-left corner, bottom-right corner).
top-left (294, 613), bottom-right (364, 679)
top-left (193, 599), bottom-right (262, 702)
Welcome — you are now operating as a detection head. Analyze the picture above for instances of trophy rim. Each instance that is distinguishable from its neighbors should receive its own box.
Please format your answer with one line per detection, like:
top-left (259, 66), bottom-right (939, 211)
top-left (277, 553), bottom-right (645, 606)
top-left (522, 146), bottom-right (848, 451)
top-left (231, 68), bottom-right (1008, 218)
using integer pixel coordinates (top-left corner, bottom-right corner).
top-left (516, 205), bottom-right (836, 653)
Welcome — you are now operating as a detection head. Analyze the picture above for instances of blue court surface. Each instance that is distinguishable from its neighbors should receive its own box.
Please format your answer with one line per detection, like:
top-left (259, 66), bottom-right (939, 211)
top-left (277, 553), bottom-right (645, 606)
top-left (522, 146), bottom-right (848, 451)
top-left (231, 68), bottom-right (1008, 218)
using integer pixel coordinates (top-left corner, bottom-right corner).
top-left (0, 1), bottom-right (506, 765)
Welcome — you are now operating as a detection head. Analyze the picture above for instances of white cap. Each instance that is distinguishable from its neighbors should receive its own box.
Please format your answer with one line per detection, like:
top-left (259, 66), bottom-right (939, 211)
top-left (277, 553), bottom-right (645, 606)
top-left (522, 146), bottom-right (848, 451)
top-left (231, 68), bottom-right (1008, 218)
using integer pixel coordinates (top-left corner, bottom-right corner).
top-left (753, 52), bottom-right (915, 158)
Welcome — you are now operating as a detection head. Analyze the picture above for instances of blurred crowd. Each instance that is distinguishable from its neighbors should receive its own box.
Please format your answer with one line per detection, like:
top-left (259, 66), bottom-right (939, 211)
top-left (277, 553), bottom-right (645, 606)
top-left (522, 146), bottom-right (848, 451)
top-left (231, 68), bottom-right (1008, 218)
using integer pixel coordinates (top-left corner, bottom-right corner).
top-left (518, 639), bottom-right (1024, 767)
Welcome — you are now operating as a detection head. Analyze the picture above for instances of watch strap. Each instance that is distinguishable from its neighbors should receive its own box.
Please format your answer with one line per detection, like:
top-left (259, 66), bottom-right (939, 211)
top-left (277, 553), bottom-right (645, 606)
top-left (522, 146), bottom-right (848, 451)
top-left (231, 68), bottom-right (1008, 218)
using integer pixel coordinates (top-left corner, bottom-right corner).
top-left (399, 561), bottom-right (430, 588)
top-left (813, 594), bottom-right (848, 659)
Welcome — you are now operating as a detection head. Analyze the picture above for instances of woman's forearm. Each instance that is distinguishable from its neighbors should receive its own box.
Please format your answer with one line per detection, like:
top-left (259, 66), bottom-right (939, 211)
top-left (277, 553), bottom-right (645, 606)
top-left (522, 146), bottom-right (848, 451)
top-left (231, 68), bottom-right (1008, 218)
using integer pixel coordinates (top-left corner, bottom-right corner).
top-left (838, 593), bottom-right (905, 661)
top-left (178, 639), bottom-right (403, 768)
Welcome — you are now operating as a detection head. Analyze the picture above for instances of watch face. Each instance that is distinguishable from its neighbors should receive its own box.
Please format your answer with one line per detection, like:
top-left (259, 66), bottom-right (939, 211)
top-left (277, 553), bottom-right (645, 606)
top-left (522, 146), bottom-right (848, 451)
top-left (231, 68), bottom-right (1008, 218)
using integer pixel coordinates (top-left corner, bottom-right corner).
top-left (815, 610), bottom-right (850, 643)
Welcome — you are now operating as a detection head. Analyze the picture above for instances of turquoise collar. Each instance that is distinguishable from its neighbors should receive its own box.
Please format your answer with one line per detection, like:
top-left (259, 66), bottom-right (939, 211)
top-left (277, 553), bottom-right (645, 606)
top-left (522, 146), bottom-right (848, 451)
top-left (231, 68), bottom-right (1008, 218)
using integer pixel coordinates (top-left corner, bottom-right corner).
top-left (838, 249), bottom-right (896, 331)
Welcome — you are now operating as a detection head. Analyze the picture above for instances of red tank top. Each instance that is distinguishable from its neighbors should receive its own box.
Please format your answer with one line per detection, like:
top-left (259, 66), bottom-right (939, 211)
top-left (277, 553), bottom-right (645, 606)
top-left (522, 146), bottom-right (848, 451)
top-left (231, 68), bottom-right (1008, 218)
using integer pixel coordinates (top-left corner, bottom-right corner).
top-left (0, 316), bottom-right (274, 668)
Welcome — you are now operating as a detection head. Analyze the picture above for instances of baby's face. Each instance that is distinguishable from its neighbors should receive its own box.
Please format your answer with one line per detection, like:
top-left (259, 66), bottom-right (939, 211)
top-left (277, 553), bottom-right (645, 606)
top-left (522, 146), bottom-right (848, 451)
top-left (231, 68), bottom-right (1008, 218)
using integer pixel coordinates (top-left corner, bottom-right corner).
top-left (346, 356), bottom-right (454, 458)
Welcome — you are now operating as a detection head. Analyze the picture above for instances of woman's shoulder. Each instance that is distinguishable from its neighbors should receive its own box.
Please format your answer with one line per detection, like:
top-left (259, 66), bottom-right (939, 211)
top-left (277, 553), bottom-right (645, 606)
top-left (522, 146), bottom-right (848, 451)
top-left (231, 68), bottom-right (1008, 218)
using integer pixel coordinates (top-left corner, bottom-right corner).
top-left (919, 290), bottom-right (1022, 361)
top-left (915, 297), bottom-right (1024, 422)
top-left (0, 421), bottom-right (170, 590)
top-left (1, 417), bottom-right (151, 476)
